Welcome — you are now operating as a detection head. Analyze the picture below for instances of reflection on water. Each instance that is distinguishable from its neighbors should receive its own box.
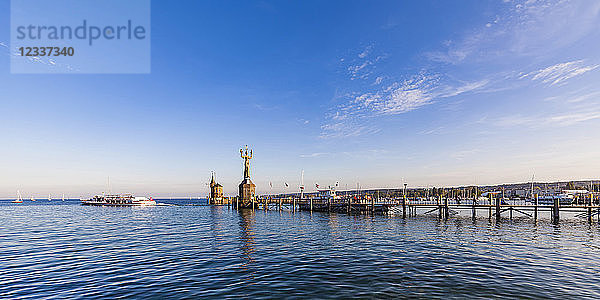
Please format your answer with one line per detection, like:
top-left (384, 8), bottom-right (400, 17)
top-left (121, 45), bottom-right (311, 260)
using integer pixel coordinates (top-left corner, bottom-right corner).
top-left (237, 209), bottom-right (256, 267)
top-left (0, 201), bottom-right (599, 298)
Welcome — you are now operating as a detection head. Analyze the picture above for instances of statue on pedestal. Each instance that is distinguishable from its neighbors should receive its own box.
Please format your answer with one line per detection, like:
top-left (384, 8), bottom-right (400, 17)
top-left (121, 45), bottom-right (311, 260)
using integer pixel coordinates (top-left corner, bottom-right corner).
top-left (238, 145), bottom-right (256, 208)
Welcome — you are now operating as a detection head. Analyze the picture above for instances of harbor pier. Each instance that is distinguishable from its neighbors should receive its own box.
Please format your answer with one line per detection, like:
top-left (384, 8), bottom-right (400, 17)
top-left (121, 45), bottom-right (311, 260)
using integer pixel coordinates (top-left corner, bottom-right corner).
top-left (229, 194), bottom-right (600, 224)
top-left (220, 147), bottom-right (600, 224)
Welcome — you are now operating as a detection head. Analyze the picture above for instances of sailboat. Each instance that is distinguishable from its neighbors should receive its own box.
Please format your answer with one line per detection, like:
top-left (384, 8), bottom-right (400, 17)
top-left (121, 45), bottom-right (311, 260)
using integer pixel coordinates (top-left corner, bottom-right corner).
top-left (12, 190), bottom-right (23, 203)
top-left (62, 193), bottom-right (65, 201)
top-left (48, 194), bottom-right (52, 201)
top-left (30, 196), bottom-right (36, 201)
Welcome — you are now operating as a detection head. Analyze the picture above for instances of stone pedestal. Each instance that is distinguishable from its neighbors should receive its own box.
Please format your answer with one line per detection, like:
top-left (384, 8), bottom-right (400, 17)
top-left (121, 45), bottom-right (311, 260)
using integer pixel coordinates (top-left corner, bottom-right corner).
top-left (238, 178), bottom-right (256, 208)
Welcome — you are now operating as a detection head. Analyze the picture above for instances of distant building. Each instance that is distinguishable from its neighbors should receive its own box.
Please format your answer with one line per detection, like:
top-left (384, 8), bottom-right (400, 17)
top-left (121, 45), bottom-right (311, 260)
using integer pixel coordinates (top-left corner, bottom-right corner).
top-left (209, 172), bottom-right (223, 202)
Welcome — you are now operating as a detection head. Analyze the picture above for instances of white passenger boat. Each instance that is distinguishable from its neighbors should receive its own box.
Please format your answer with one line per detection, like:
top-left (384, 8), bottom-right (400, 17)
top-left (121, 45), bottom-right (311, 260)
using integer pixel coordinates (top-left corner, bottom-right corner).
top-left (81, 194), bottom-right (156, 206)
top-left (312, 185), bottom-right (340, 203)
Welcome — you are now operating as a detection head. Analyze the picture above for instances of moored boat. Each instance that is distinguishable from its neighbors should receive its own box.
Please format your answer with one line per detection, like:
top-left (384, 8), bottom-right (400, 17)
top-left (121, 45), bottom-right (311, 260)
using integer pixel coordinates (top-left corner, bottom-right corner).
top-left (536, 193), bottom-right (574, 205)
top-left (525, 193), bottom-right (574, 205)
top-left (81, 194), bottom-right (156, 206)
top-left (12, 190), bottom-right (23, 203)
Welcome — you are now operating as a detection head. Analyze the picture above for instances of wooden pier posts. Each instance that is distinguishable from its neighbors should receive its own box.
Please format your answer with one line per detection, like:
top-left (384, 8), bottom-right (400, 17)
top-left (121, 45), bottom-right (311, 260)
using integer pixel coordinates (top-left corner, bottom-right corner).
top-left (347, 198), bottom-right (351, 214)
top-left (226, 190), bottom-right (600, 227)
top-left (534, 194), bottom-right (538, 221)
top-left (438, 196), bottom-right (442, 219)
top-left (443, 197), bottom-right (449, 220)
top-left (552, 198), bottom-right (560, 224)
top-left (596, 194), bottom-right (600, 223)
top-left (371, 196), bottom-right (375, 214)
top-left (588, 194), bottom-right (592, 224)
top-left (495, 194), bottom-right (500, 222)
top-left (471, 197), bottom-right (476, 220)
top-left (402, 196), bottom-right (407, 219)
top-left (488, 195), bottom-right (492, 219)
top-left (588, 193), bottom-right (600, 224)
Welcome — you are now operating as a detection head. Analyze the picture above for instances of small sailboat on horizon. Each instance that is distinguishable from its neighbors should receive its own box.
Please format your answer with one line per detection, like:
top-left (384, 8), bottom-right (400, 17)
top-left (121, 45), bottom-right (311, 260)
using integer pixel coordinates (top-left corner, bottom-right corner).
top-left (30, 196), bottom-right (36, 201)
top-left (12, 190), bottom-right (23, 203)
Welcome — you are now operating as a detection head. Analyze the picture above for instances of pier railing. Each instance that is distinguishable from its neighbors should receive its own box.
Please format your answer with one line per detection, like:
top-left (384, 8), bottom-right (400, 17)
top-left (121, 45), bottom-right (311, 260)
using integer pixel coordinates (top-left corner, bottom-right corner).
top-left (227, 195), bottom-right (600, 224)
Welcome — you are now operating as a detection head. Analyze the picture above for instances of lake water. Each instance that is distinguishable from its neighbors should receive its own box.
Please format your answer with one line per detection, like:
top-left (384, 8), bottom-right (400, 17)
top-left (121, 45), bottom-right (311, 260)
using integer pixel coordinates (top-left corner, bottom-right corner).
top-left (1, 200), bottom-right (600, 299)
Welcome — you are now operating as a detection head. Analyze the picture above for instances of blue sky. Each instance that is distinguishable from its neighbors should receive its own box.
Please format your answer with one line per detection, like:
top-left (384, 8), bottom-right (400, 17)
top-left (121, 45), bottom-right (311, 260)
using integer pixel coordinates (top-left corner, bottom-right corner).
top-left (1, 0), bottom-right (600, 197)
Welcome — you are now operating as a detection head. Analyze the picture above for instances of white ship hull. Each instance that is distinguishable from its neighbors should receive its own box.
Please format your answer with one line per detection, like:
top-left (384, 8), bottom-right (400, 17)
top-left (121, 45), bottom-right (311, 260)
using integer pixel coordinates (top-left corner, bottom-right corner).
top-left (81, 194), bottom-right (156, 206)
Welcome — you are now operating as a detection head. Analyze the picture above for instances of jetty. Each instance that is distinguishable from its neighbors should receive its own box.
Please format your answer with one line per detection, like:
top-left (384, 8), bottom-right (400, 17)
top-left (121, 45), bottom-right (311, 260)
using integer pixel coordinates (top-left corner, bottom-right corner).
top-left (226, 191), bottom-right (600, 225)
top-left (215, 146), bottom-right (600, 224)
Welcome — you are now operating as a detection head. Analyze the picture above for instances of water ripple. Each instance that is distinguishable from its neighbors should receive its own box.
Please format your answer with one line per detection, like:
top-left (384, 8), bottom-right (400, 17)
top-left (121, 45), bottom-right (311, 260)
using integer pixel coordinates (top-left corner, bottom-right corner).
top-left (1, 201), bottom-right (600, 298)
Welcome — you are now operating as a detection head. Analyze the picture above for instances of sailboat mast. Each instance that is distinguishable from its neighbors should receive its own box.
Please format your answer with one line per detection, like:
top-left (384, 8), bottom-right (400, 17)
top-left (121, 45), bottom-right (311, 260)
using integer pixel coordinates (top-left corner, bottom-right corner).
top-left (531, 174), bottom-right (535, 200)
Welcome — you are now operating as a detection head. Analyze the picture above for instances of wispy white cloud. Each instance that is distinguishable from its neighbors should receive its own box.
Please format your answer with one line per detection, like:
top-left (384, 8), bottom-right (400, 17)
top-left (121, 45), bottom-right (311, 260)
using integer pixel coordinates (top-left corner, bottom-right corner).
top-left (520, 60), bottom-right (599, 86)
top-left (451, 148), bottom-right (480, 160)
top-left (319, 121), bottom-right (380, 139)
top-left (360, 73), bottom-right (438, 116)
top-left (320, 73), bottom-right (437, 139)
top-left (358, 45), bottom-right (372, 58)
top-left (299, 149), bottom-right (391, 160)
top-left (547, 111), bottom-right (600, 126)
top-left (340, 149), bottom-right (391, 160)
top-left (296, 118), bottom-right (310, 125)
top-left (252, 103), bottom-right (278, 111)
top-left (346, 56), bottom-right (385, 81)
top-left (343, 45), bottom-right (387, 81)
top-left (565, 91), bottom-right (600, 103)
top-left (322, 0), bottom-right (600, 139)
top-left (437, 79), bottom-right (490, 98)
top-left (425, 34), bottom-right (480, 64)
top-left (420, 126), bottom-right (445, 135)
top-left (494, 115), bottom-right (536, 127)
top-left (427, 1), bottom-right (600, 63)
top-left (494, 110), bottom-right (600, 128)
top-left (543, 89), bottom-right (600, 103)
top-left (299, 152), bottom-right (329, 158)
top-left (507, 0), bottom-right (600, 57)
top-left (321, 71), bottom-right (489, 138)
top-left (493, 87), bottom-right (600, 130)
